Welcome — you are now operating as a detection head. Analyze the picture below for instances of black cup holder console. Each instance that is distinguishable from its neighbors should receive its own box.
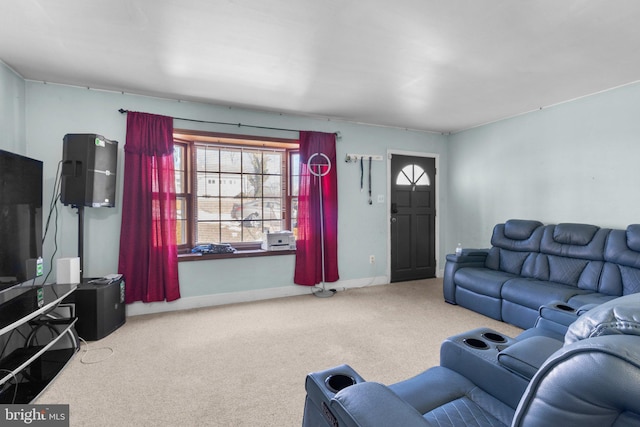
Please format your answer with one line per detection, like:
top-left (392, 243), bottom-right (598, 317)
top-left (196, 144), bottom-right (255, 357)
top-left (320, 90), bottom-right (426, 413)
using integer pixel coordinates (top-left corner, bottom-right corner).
top-left (458, 328), bottom-right (512, 356)
top-left (463, 338), bottom-right (490, 350)
top-left (325, 373), bottom-right (356, 393)
top-left (482, 332), bottom-right (507, 343)
top-left (462, 331), bottom-right (508, 350)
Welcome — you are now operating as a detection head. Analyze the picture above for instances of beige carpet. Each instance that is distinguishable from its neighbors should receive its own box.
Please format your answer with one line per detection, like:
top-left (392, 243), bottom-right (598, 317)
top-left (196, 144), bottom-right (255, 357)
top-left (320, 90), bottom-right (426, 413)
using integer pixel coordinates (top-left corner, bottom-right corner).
top-left (36, 279), bottom-right (522, 426)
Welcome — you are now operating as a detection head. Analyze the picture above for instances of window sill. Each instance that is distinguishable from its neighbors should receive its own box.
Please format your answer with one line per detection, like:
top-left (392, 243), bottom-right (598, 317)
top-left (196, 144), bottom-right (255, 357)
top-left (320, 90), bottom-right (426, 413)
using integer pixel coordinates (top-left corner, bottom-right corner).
top-left (178, 249), bottom-right (296, 262)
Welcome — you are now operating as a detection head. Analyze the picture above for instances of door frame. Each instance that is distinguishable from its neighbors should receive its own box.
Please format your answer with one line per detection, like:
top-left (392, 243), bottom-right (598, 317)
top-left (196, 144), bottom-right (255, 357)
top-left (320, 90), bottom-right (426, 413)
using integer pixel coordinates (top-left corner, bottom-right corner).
top-left (386, 149), bottom-right (440, 281)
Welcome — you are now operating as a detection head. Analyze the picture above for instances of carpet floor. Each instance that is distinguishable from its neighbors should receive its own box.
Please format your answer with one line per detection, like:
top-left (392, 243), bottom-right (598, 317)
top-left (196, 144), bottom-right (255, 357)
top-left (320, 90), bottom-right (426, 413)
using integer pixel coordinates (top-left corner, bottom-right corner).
top-left (36, 278), bottom-right (522, 426)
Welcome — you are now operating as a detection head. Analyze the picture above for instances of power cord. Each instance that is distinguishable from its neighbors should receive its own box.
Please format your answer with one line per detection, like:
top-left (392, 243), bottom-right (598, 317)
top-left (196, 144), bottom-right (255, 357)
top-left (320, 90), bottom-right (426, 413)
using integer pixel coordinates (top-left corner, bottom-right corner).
top-left (40, 160), bottom-right (63, 287)
top-left (0, 369), bottom-right (19, 404)
top-left (78, 337), bottom-right (114, 365)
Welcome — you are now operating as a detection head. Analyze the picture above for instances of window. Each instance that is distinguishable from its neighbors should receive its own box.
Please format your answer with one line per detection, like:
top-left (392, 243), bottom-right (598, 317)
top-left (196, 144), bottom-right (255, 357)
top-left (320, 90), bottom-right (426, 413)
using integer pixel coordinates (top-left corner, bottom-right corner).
top-left (396, 164), bottom-right (430, 187)
top-left (173, 130), bottom-right (299, 253)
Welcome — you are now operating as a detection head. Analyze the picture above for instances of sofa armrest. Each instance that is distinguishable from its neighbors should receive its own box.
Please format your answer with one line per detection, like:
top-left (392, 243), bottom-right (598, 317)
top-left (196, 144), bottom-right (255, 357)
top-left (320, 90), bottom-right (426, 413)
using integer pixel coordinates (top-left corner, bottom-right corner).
top-left (443, 249), bottom-right (489, 304)
top-left (330, 382), bottom-right (432, 427)
top-left (447, 248), bottom-right (490, 261)
top-left (576, 303), bottom-right (599, 315)
top-left (530, 301), bottom-right (581, 338)
top-left (498, 336), bottom-right (563, 380)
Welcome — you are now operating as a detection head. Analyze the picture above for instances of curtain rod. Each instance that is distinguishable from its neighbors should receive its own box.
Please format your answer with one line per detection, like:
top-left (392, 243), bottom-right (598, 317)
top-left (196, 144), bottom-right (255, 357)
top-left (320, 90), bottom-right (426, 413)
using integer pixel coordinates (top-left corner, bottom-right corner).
top-left (118, 109), bottom-right (341, 139)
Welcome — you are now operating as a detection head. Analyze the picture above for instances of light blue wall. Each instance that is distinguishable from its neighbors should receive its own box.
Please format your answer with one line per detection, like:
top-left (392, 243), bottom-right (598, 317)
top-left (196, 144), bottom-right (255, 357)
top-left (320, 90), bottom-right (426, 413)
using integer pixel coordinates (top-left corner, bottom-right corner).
top-left (447, 82), bottom-right (640, 250)
top-left (0, 61), bottom-right (25, 153)
top-left (4, 62), bottom-right (640, 310)
top-left (16, 80), bottom-right (448, 304)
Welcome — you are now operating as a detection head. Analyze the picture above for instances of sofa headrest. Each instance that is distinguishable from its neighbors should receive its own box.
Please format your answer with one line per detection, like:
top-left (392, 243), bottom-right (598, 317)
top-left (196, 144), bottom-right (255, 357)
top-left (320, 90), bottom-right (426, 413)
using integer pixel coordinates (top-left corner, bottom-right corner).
top-left (565, 293), bottom-right (640, 344)
top-left (504, 219), bottom-right (543, 240)
top-left (552, 223), bottom-right (599, 246)
top-left (627, 225), bottom-right (640, 252)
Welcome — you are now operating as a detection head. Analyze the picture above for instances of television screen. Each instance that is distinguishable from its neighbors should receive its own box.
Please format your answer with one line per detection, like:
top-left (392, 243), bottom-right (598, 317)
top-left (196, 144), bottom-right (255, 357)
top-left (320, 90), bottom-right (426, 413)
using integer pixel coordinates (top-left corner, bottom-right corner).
top-left (0, 150), bottom-right (43, 292)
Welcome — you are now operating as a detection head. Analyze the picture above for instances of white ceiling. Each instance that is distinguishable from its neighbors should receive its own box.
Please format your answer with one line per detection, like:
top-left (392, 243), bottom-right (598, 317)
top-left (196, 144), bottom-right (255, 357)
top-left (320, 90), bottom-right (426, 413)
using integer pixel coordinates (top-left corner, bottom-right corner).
top-left (2, 0), bottom-right (640, 134)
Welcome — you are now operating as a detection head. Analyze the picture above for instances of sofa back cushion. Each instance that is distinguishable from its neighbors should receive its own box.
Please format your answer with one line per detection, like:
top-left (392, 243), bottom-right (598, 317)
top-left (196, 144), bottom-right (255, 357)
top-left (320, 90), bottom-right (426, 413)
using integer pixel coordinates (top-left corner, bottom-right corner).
top-left (602, 225), bottom-right (640, 296)
top-left (491, 220), bottom-right (544, 251)
top-left (540, 223), bottom-right (609, 260)
top-left (521, 224), bottom-right (608, 289)
top-left (486, 248), bottom-right (532, 275)
top-left (486, 220), bottom-right (543, 274)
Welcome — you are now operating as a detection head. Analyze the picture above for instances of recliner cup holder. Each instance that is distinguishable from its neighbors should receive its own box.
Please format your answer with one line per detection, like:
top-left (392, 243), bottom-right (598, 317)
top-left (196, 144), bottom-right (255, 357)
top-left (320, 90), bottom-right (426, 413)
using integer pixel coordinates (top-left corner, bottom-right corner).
top-left (482, 332), bottom-right (507, 343)
top-left (325, 374), bottom-right (356, 393)
top-left (555, 304), bottom-right (575, 312)
top-left (463, 338), bottom-right (489, 350)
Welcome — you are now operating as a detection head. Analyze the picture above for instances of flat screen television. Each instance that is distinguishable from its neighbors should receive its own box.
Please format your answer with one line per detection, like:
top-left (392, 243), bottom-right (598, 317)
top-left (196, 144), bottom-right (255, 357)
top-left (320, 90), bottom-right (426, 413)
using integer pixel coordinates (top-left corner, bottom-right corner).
top-left (0, 149), bottom-right (43, 292)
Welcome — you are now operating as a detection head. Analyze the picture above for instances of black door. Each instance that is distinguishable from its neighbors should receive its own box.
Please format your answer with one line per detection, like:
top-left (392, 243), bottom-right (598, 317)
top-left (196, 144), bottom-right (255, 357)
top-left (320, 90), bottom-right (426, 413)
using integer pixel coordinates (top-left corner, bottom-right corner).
top-left (390, 154), bottom-right (436, 282)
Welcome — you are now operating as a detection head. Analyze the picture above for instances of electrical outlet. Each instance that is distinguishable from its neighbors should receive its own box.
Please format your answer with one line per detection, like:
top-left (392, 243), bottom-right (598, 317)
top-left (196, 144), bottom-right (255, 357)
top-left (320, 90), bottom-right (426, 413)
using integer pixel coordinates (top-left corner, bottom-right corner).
top-left (369, 255), bottom-right (375, 264)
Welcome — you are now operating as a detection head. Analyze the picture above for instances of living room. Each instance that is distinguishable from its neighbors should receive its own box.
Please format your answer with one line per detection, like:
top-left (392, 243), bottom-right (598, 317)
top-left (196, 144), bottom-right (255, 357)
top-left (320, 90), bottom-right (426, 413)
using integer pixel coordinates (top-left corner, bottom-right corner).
top-left (3, 60), bottom-right (640, 314)
top-left (2, 2), bottom-right (640, 425)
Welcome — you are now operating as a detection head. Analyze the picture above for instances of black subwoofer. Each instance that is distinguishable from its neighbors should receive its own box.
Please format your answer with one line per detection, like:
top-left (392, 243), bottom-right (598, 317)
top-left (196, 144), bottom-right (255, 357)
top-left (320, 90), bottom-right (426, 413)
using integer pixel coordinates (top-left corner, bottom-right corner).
top-left (64, 278), bottom-right (126, 341)
top-left (61, 133), bottom-right (118, 207)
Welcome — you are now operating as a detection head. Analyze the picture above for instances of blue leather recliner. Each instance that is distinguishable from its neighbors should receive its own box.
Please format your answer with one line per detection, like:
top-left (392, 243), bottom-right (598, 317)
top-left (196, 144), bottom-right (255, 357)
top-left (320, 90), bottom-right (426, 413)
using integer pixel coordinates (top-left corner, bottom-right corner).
top-left (302, 293), bottom-right (640, 426)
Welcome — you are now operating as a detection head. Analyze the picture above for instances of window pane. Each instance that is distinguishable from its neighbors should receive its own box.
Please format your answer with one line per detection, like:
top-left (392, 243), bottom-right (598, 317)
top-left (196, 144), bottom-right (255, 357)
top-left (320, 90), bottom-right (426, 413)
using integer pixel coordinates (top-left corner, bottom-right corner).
top-left (197, 221), bottom-right (220, 244)
top-left (197, 146), bottom-right (220, 172)
top-left (263, 220), bottom-right (283, 234)
top-left (264, 198), bottom-right (281, 219)
top-left (396, 167), bottom-right (412, 185)
top-left (242, 174), bottom-right (262, 197)
top-left (173, 145), bottom-right (186, 193)
top-left (221, 173), bottom-right (242, 197)
top-left (197, 172), bottom-right (220, 196)
top-left (263, 152), bottom-right (282, 175)
top-left (263, 175), bottom-right (281, 197)
top-left (221, 197), bottom-right (237, 220)
top-left (291, 197), bottom-right (298, 236)
top-left (176, 219), bottom-right (187, 245)
top-left (197, 197), bottom-right (220, 220)
top-left (396, 164), bottom-right (430, 186)
top-left (221, 220), bottom-right (241, 242)
top-left (174, 145), bottom-right (184, 170)
top-left (241, 223), bottom-right (265, 243)
top-left (176, 197), bottom-right (187, 245)
top-left (416, 171), bottom-right (430, 186)
top-left (290, 152), bottom-right (300, 197)
top-left (220, 149), bottom-right (241, 173)
top-left (242, 150), bottom-right (262, 173)
top-left (239, 198), bottom-right (262, 221)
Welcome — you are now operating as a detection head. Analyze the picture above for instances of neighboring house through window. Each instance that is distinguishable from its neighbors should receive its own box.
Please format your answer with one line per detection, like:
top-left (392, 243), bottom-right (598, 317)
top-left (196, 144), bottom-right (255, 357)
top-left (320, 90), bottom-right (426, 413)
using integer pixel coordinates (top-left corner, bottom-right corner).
top-left (173, 129), bottom-right (299, 253)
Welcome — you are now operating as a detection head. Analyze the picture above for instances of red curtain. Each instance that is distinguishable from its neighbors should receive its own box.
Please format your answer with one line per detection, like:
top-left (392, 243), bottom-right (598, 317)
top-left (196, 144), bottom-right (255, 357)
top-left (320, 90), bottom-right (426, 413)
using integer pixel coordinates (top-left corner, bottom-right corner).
top-left (118, 112), bottom-right (181, 303)
top-left (294, 131), bottom-right (339, 286)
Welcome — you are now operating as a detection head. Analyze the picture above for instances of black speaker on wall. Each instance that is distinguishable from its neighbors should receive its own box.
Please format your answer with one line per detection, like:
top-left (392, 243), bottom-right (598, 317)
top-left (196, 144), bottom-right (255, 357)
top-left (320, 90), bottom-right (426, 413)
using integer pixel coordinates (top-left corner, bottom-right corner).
top-left (61, 133), bottom-right (118, 207)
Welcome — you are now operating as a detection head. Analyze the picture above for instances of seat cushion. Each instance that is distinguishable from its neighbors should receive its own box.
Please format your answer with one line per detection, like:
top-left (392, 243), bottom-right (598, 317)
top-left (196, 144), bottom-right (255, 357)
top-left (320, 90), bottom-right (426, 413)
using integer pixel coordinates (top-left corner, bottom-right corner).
top-left (501, 279), bottom-right (589, 310)
top-left (567, 292), bottom-right (617, 307)
top-left (423, 395), bottom-right (510, 427)
top-left (455, 268), bottom-right (516, 298)
top-left (389, 367), bottom-right (514, 427)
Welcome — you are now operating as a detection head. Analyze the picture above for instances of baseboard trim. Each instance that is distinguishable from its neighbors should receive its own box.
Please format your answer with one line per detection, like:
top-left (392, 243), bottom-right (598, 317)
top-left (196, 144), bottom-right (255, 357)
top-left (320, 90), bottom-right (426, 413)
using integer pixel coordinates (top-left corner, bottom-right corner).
top-left (126, 275), bottom-right (389, 317)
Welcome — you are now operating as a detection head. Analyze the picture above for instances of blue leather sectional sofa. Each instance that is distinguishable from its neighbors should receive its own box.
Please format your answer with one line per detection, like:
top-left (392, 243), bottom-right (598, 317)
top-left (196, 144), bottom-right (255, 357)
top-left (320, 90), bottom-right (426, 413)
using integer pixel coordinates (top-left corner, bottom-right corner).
top-left (443, 219), bottom-right (640, 329)
top-left (301, 293), bottom-right (640, 426)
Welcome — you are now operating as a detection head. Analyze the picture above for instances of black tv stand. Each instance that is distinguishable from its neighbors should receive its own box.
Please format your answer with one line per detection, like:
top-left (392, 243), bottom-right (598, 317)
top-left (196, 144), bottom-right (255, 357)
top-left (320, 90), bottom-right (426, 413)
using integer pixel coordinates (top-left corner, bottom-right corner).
top-left (0, 283), bottom-right (79, 403)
